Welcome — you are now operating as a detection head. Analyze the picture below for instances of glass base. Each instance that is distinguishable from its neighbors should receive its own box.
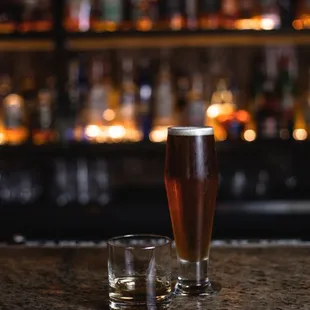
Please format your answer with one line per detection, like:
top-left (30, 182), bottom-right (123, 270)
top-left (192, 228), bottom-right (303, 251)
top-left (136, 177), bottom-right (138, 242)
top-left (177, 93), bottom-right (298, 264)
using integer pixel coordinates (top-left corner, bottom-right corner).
top-left (173, 258), bottom-right (221, 296)
top-left (174, 280), bottom-right (221, 297)
top-left (109, 300), bottom-right (171, 310)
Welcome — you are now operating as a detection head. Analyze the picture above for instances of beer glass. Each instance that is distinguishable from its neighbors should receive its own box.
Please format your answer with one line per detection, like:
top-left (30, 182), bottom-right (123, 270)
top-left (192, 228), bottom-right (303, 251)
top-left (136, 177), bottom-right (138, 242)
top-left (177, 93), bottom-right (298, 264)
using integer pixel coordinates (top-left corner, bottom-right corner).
top-left (165, 126), bottom-right (221, 296)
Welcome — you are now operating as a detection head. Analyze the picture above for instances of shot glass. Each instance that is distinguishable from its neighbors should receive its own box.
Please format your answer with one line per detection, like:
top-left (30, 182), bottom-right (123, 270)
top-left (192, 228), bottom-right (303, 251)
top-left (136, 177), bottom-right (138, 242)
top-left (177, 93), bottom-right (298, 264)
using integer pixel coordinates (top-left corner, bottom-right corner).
top-left (108, 234), bottom-right (172, 309)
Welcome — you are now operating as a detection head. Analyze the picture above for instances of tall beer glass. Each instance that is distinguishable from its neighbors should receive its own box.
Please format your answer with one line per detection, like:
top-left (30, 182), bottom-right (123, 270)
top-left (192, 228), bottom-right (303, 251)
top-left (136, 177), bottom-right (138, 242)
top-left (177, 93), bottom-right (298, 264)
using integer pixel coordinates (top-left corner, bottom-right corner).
top-left (165, 126), bottom-right (220, 296)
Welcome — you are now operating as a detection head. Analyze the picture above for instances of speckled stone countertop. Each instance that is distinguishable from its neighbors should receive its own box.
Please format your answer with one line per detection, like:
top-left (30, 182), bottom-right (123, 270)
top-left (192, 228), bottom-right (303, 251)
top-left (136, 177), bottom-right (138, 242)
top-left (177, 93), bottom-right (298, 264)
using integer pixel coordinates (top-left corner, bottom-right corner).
top-left (1, 245), bottom-right (310, 310)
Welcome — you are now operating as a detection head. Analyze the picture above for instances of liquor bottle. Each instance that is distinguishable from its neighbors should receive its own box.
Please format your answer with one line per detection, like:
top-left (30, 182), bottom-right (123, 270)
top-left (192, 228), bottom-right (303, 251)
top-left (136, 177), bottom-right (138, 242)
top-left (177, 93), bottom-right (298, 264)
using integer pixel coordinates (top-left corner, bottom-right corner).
top-left (19, 0), bottom-right (36, 32)
top-left (0, 1), bottom-right (18, 33)
top-left (259, 0), bottom-right (281, 30)
top-left (175, 69), bottom-right (190, 125)
top-left (65, 0), bottom-right (91, 32)
top-left (120, 57), bottom-right (137, 132)
top-left (198, 0), bottom-right (221, 30)
top-left (275, 56), bottom-right (296, 139)
top-left (32, 0), bottom-right (53, 32)
top-left (185, 0), bottom-right (198, 29)
top-left (87, 57), bottom-right (109, 129)
top-left (186, 72), bottom-right (206, 126)
top-left (221, 0), bottom-right (239, 29)
top-left (32, 89), bottom-right (55, 144)
top-left (137, 58), bottom-right (153, 140)
top-left (165, 0), bottom-right (185, 30)
top-left (236, 0), bottom-right (260, 30)
top-left (153, 55), bottom-right (175, 127)
top-left (92, 0), bottom-right (123, 32)
top-left (294, 0), bottom-right (310, 30)
top-left (20, 73), bottom-right (37, 119)
top-left (3, 94), bottom-right (28, 145)
top-left (256, 79), bottom-right (280, 139)
top-left (131, 0), bottom-right (158, 31)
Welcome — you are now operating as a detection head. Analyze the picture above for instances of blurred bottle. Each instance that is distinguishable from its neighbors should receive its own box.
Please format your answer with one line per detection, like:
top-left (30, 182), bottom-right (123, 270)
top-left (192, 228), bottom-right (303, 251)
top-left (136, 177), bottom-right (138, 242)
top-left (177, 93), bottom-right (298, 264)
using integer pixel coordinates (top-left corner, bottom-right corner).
top-left (120, 57), bottom-right (140, 141)
top-left (236, 0), bottom-right (260, 30)
top-left (259, 0), bottom-right (280, 30)
top-left (165, 0), bottom-right (185, 30)
top-left (0, 1), bottom-right (19, 33)
top-left (92, 0), bottom-right (123, 32)
top-left (20, 73), bottom-right (37, 122)
top-left (256, 79), bottom-right (280, 139)
top-left (293, 0), bottom-right (310, 30)
top-left (137, 58), bottom-right (153, 140)
top-left (131, 0), bottom-right (158, 31)
top-left (185, 0), bottom-right (198, 29)
top-left (278, 0), bottom-right (295, 29)
top-left (249, 55), bottom-right (266, 135)
top-left (221, 0), bottom-right (239, 29)
top-left (65, 0), bottom-right (92, 32)
top-left (276, 55), bottom-right (296, 139)
top-left (3, 94), bottom-right (28, 145)
top-left (19, 0), bottom-right (36, 32)
top-left (198, 0), bottom-right (221, 30)
top-left (32, 0), bottom-right (53, 32)
top-left (185, 72), bottom-right (206, 126)
top-left (175, 69), bottom-right (190, 125)
top-left (32, 89), bottom-right (55, 144)
top-left (150, 52), bottom-right (175, 142)
top-left (85, 56), bottom-right (109, 141)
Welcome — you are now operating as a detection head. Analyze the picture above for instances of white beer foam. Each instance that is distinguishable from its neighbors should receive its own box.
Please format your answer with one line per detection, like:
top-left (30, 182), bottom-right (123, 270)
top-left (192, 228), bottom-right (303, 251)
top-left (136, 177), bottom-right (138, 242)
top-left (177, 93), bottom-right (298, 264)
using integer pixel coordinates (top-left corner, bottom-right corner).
top-left (168, 126), bottom-right (214, 136)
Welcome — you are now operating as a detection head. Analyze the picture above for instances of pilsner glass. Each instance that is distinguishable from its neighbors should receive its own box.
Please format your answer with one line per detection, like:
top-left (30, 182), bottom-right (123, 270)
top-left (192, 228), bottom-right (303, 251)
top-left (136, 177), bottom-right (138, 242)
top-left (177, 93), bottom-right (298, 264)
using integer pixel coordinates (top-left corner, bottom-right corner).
top-left (164, 126), bottom-right (221, 296)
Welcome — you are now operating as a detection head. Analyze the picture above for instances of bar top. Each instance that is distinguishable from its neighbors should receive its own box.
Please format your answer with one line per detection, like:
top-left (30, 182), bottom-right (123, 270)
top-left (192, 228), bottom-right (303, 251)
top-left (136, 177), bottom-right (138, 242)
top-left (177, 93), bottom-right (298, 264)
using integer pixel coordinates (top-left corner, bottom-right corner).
top-left (1, 245), bottom-right (309, 310)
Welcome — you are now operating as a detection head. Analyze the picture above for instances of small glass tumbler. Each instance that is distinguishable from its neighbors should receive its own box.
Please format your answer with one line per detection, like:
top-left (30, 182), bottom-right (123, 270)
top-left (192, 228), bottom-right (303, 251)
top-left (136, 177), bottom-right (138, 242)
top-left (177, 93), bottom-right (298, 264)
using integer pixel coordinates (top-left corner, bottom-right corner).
top-left (108, 234), bottom-right (172, 309)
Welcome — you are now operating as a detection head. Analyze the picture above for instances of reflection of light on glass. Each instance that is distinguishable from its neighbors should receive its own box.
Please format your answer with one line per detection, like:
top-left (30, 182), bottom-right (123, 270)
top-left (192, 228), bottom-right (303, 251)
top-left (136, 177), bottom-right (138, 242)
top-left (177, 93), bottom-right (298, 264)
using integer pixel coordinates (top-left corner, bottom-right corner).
top-left (85, 124), bottom-right (101, 139)
top-left (79, 0), bottom-right (91, 32)
top-left (236, 110), bottom-right (250, 123)
top-left (125, 127), bottom-right (142, 142)
top-left (140, 85), bottom-right (152, 100)
top-left (137, 18), bottom-right (152, 31)
top-left (108, 125), bottom-right (125, 140)
top-left (149, 127), bottom-right (167, 143)
top-left (207, 104), bottom-right (221, 119)
top-left (293, 129), bottom-right (308, 141)
top-left (103, 109), bottom-right (116, 122)
top-left (0, 132), bottom-right (6, 144)
top-left (293, 19), bottom-right (303, 30)
top-left (221, 103), bottom-right (235, 116)
top-left (170, 14), bottom-right (183, 30)
top-left (243, 129), bottom-right (256, 142)
top-left (260, 17), bottom-right (276, 30)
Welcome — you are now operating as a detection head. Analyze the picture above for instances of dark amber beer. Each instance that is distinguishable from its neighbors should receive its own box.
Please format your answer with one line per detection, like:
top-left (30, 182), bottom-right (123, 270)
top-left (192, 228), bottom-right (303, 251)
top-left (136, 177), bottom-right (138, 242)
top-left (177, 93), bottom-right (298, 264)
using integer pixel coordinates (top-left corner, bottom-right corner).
top-left (165, 126), bottom-right (220, 296)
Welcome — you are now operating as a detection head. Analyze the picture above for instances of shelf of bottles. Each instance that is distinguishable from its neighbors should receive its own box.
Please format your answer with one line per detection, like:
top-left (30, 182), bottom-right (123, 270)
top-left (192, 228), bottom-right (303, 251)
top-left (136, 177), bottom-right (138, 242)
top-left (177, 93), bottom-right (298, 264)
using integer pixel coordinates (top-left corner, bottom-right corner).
top-left (64, 0), bottom-right (310, 36)
top-left (0, 0), bottom-right (53, 51)
top-left (0, 43), bottom-right (309, 147)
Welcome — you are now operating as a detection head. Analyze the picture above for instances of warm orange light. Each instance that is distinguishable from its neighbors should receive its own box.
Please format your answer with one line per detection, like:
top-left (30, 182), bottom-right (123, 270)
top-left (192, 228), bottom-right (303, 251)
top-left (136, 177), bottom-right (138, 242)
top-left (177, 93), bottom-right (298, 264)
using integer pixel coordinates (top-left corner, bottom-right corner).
top-left (293, 129), bottom-right (308, 141)
top-left (108, 125), bottom-right (126, 141)
top-left (149, 126), bottom-right (168, 143)
top-left (207, 104), bottom-right (222, 119)
top-left (243, 129), bottom-right (256, 142)
top-left (170, 15), bottom-right (184, 30)
top-left (85, 124), bottom-right (101, 139)
top-left (103, 109), bottom-right (116, 122)
top-left (236, 110), bottom-right (250, 123)
top-left (293, 19), bottom-right (303, 30)
top-left (261, 18), bottom-right (275, 30)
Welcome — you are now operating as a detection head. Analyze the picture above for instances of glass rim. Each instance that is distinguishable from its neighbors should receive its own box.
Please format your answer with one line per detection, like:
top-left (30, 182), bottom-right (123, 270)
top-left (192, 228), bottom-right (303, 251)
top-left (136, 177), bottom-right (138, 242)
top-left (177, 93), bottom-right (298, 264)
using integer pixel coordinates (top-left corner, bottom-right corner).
top-left (168, 126), bottom-right (214, 136)
top-left (107, 234), bottom-right (172, 250)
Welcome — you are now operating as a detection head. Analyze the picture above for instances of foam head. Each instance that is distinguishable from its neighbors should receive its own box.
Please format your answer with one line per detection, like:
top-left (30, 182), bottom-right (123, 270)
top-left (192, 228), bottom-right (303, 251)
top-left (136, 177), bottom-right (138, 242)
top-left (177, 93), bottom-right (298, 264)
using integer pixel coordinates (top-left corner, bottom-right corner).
top-left (167, 126), bottom-right (214, 136)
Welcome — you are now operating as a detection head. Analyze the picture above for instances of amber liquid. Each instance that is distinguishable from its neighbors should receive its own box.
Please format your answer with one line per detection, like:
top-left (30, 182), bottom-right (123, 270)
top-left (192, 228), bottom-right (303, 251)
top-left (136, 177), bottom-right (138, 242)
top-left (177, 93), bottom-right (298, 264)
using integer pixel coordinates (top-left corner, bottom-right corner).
top-left (165, 134), bottom-right (218, 262)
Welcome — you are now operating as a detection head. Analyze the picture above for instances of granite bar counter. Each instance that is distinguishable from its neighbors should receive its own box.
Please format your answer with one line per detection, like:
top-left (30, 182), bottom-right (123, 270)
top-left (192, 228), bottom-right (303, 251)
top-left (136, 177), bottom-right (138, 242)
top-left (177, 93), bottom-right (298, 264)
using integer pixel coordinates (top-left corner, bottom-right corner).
top-left (0, 244), bottom-right (309, 310)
